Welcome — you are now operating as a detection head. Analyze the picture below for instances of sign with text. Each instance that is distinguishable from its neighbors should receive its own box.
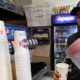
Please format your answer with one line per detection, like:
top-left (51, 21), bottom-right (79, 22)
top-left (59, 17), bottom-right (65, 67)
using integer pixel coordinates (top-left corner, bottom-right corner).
top-left (5, 24), bottom-right (29, 41)
top-left (52, 14), bottom-right (77, 25)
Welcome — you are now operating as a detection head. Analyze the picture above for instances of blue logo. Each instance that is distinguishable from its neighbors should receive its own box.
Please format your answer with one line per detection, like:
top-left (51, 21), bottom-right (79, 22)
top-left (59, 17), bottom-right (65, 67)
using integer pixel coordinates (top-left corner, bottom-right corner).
top-left (19, 39), bottom-right (28, 49)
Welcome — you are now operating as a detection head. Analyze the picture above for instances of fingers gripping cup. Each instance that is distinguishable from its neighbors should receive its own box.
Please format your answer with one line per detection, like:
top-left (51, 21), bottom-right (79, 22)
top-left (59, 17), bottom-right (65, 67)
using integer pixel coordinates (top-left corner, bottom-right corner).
top-left (56, 63), bottom-right (69, 80)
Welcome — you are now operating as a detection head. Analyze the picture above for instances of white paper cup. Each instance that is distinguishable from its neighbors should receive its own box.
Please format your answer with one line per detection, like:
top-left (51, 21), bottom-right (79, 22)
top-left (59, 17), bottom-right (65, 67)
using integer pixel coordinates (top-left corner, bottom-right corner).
top-left (0, 20), bottom-right (7, 41)
top-left (35, 39), bottom-right (38, 45)
top-left (29, 39), bottom-right (32, 45)
top-left (14, 31), bottom-right (28, 53)
top-left (56, 63), bottom-right (69, 80)
top-left (0, 21), bottom-right (13, 80)
top-left (15, 54), bottom-right (32, 80)
top-left (32, 39), bottom-right (37, 46)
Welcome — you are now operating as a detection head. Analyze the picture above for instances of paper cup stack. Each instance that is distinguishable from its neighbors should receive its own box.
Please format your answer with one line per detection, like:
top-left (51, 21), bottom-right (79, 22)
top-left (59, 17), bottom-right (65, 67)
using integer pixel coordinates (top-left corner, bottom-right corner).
top-left (0, 21), bottom-right (13, 80)
top-left (14, 31), bottom-right (32, 80)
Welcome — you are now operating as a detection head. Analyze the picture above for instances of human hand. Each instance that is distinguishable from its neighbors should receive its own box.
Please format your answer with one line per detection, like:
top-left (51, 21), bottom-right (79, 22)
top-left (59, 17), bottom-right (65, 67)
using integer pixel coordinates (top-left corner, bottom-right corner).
top-left (53, 70), bottom-right (61, 80)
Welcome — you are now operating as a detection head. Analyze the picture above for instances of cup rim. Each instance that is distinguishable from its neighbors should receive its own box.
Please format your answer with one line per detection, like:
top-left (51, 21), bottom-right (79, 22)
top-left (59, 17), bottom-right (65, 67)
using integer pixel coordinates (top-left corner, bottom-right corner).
top-left (56, 63), bottom-right (69, 69)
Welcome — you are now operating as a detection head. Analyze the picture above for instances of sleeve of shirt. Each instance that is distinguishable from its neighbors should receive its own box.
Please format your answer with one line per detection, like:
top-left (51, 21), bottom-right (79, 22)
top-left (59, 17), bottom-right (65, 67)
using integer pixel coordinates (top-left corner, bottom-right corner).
top-left (66, 33), bottom-right (80, 80)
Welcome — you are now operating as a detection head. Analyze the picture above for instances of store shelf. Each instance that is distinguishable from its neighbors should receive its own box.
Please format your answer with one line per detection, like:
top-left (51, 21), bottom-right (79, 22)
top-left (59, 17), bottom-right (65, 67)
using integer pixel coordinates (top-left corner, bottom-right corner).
top-left (57, 35), bottom-right (69, 38)
top-left (0, 1), bottom-right (24, 15)
top-left (56, 43), bottom-right (67, 45)
top-left (55, 50), bottom-right (66, 53)
top-left (56, 29), bottom-right (68, 32)
top-left (28, 45), bottom-right (36, 50)
top-left (0, 4), bottom-right (26, 21)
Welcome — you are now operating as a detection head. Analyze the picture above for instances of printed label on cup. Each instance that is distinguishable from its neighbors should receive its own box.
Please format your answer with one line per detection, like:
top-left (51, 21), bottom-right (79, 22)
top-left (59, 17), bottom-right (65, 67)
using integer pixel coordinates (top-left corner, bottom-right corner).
top-left (19, 39), bottom-right (28, 49)
top-left (0, 29), bottom-right (6, 39)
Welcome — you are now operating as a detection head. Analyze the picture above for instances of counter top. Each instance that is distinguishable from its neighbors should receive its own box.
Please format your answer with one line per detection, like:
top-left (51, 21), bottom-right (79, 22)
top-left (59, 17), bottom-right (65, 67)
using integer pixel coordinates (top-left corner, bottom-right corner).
top-left (33, 70), bottom-right (53, 80)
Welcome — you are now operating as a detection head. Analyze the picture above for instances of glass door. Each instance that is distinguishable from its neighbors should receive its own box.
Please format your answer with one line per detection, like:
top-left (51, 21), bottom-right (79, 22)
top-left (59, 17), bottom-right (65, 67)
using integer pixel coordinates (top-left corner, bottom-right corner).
top-left (54, 25), bottom-right (77, 68)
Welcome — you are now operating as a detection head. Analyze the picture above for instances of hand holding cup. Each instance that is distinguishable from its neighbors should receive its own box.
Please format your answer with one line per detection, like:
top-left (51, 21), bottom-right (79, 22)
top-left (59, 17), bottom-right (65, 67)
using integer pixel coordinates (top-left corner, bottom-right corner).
top-left (54, 63), bottom-right (69, 80)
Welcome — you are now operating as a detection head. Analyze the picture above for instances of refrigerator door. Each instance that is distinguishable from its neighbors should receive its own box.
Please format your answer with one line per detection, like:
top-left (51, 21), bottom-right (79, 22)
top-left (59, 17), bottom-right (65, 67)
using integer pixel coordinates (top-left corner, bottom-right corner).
top-left (54, 25), bottom-right (77, 68)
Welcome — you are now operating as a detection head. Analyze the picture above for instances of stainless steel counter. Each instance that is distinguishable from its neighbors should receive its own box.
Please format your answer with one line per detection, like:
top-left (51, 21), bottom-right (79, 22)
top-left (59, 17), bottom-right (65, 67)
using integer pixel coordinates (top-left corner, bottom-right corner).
top-left (38, 71), bottom-right (53, 80)
top-left (33, 66), bottom-right (53, 80)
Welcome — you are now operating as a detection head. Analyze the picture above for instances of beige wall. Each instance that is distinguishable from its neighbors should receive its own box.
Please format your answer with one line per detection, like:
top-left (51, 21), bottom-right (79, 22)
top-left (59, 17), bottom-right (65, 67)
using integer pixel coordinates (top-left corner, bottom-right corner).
top-left (32, 0), bottom-right (53, 5)
top-left (15, 0), bottom-right (32, 7)
top-left (32, 45), bottom-right (50, 57)
top-left (15, 0), bottom-right (80, 7)
top-left (53, 0), bottom-right (80, 7)
top-left (32, 45), bottom-right (50, 68)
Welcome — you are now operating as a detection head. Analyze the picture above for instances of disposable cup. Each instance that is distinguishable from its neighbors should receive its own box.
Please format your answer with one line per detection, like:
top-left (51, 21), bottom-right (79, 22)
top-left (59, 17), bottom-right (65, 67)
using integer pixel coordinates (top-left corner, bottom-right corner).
top-left (0, 21), bottom-right (13, 80)
top-left (0, 20), bottom-right (7, 41)
top-left (14, 31), bottom-right (28, 53)
top-left (55, 63), bottom-right (69, 80)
